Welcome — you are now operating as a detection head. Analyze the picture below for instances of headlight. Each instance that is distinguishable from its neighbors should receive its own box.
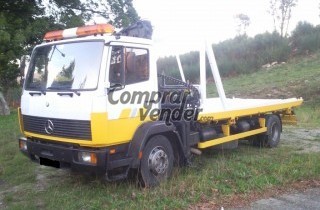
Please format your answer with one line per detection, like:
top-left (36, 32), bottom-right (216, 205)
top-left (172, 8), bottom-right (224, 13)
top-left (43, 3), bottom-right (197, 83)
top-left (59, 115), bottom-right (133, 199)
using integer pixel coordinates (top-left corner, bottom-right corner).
top-left (19, 138), bottom-right (28, 151)
top-left (78, 152), bottom-right (97, 165)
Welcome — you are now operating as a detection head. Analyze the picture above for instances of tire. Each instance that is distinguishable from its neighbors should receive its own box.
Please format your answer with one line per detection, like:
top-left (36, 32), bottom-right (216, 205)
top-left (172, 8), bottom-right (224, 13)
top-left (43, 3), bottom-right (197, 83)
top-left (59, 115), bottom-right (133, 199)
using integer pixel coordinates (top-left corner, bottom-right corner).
top-left (140, 135), bottom-right (174, 187)
top-left (251, 115), bottom-right (281, 148)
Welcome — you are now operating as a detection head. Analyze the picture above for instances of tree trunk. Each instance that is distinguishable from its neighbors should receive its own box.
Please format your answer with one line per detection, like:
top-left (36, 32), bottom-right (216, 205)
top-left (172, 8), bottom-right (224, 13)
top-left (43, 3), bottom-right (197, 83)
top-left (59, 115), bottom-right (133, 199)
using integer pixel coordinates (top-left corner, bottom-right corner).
top-left (0, 91), bottom-right (10, 115)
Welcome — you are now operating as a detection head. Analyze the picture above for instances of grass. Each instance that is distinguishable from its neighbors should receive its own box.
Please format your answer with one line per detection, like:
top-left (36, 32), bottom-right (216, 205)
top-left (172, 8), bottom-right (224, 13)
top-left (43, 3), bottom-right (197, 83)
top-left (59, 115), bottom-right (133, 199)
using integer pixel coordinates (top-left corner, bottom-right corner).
top-left (1, 52), bottom-right (320, 209)
top-left (1, 112), bottom-right (320, 209)
top-left (0, 112), bottom-right (36, 186)
top-left (295, 104), bottom-right (320, 127)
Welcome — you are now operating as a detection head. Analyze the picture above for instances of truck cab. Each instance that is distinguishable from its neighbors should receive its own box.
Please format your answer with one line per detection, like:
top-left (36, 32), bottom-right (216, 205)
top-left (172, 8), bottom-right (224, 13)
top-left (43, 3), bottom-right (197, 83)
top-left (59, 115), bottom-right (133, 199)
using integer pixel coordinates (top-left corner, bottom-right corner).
top-left (19, 23), bottom-right (164, 182)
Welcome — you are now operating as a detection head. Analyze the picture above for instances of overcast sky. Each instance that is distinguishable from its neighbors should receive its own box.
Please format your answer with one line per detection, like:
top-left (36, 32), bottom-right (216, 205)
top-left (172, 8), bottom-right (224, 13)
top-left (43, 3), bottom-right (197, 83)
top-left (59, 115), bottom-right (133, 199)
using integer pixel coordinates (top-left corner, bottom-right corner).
top-left (132, 0), bottom-right (319, 56)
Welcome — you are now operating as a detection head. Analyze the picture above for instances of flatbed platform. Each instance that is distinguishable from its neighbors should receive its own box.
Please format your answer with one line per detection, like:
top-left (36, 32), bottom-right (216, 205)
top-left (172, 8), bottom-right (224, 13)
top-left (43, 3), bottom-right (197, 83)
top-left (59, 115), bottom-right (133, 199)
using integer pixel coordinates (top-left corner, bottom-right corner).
top-left (200, 97), bottom-right (303, 121)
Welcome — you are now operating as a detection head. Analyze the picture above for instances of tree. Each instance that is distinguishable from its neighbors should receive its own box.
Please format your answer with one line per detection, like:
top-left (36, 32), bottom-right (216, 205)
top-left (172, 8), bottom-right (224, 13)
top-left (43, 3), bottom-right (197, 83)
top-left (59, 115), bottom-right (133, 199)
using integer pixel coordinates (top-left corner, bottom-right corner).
top-left (235, 13), bottom-right (250, 35)
top-left (42, 0), bottom-right (139, 28)
top-left (268, 0), bottom-right (298, 37)
top-left (107, 0), bottom-right (140, 28)
top-left (0, 1), bottom-right (42, 97)
top-left (290, 21), bottom-right (319, 54)
top-left (0, 0), bottom-right (139, 103)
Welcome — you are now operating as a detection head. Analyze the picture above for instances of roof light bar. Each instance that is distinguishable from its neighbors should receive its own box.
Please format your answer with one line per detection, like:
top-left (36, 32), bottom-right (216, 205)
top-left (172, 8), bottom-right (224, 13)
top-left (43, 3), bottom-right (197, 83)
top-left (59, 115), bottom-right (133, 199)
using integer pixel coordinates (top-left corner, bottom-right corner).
top-left (43, 24), bottom-right (115, 41)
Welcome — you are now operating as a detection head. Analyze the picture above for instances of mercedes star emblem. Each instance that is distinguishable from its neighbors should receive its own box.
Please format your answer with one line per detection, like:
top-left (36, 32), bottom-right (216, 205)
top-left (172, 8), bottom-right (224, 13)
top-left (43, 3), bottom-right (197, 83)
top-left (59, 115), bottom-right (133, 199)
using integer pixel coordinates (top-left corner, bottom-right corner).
top-left (44, 119), bottom-right (54, 134)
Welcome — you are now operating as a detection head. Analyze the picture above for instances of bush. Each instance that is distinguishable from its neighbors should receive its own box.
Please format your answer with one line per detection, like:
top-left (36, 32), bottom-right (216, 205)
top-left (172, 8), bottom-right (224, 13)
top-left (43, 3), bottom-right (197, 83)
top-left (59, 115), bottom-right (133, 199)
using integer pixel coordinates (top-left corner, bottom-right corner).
top-left (214, 32), bottom-right (290, 76)
top-left (5, 86), bottom-right (21, 108)
top-left (157, 21), bottom-right (320, 80)
top-left (157, 52), bottom-right (200, 83)
top-left (291, 21), bottom-right (320, 55)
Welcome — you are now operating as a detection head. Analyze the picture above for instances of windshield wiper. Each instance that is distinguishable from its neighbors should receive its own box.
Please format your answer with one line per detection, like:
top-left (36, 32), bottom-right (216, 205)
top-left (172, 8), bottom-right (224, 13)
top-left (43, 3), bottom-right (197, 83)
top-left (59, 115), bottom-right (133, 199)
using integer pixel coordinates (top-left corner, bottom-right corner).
top-left (29, 89), bottom-right (46, 96)
top-left (57, 90), bottom-right (80, 97)
top-left (57, 92), bottom-right (74, 97)
top-left (47, 86), bottom-right (81, 96)
top-left (70, 90), bottom-right (80, 96)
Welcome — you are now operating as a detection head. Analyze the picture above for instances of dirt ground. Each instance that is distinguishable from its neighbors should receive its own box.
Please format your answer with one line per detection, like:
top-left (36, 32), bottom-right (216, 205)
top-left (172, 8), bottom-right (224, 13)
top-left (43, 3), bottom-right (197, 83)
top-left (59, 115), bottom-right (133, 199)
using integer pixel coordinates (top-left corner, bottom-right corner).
top-left (193, 126), bottom-right (320, 210)
top-left (281, 127), bottom-right (320, 153)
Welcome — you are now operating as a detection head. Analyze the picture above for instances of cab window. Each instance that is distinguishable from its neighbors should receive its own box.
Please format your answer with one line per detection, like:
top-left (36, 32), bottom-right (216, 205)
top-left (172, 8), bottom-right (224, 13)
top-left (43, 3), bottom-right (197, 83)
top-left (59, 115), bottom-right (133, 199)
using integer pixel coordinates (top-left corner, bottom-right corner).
top-left (109, 46), bottom-right (149, 85)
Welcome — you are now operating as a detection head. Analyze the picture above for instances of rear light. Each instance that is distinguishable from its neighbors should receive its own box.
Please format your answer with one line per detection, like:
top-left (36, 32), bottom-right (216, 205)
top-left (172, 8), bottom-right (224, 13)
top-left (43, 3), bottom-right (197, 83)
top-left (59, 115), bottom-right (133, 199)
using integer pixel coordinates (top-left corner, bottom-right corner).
top-left (78, 152), bottom-right (97, 165)
top-left (19, 138), bottom-right (27, 151)
top-left (44, 24), bottom-right (115, 41)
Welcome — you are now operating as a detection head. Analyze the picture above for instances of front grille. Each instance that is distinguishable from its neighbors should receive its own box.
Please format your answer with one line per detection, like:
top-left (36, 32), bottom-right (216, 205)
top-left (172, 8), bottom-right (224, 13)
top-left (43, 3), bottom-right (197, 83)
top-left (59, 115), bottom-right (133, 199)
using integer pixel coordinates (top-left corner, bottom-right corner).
top-left (22, 115), bottom-right (92, 140)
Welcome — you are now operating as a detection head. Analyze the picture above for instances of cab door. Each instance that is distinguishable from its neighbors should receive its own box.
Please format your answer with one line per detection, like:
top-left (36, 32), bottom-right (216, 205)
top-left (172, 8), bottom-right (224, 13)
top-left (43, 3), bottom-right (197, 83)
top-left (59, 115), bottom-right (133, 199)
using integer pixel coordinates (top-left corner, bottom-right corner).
top-left (104, 43), bottom-right (158, 145)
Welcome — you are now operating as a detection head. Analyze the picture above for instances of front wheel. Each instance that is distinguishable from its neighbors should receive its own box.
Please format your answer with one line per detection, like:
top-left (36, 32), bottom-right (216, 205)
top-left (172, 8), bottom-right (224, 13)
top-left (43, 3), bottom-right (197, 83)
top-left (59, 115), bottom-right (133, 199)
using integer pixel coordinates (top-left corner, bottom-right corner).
top-left (251, 115), bottom-right (281, 148)
top-left (140, 135), bottom-right (174, 187)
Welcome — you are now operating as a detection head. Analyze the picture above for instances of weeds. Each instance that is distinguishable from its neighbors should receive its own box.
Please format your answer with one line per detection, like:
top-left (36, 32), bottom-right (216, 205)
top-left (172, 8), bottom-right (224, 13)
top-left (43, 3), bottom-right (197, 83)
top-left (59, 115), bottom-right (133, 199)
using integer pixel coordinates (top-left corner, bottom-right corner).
top-left (1, 112), bottom-right (320, 209)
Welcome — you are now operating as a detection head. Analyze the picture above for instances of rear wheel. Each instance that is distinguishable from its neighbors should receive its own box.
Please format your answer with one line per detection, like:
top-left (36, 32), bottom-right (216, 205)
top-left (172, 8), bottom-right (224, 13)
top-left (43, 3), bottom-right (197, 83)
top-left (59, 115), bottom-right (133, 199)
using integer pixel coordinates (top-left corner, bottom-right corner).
top-left (250, 115), bottom-right (281, 148)
top-left (140, 135), bottom-right (174, 187)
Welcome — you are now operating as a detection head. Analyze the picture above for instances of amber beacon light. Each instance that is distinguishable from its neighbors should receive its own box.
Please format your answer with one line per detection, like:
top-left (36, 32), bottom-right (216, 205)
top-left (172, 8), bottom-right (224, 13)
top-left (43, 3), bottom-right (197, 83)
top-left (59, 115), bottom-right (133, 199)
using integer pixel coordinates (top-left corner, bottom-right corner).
top-left (43, 24), bottom-right (115, 41)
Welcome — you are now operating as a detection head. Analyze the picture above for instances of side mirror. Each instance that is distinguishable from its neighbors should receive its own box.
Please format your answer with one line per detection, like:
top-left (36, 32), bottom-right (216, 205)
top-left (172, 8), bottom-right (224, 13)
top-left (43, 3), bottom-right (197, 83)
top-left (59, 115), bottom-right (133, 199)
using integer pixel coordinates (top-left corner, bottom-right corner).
top-left (19, 55), bottom-right (30, 86)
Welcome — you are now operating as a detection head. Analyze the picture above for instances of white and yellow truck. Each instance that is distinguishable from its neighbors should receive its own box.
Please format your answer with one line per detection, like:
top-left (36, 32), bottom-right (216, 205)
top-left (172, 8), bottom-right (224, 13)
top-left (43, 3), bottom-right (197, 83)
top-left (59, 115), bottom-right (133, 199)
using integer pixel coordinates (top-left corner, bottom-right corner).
top-left (18, 21), bottom-right (303, 186)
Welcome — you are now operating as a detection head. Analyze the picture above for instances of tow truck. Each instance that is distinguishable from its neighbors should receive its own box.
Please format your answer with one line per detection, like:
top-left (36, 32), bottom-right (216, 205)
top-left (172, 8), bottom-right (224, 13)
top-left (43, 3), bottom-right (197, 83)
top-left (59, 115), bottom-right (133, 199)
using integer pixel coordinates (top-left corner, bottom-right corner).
top-left (18, 21), bottom-right (303, 186)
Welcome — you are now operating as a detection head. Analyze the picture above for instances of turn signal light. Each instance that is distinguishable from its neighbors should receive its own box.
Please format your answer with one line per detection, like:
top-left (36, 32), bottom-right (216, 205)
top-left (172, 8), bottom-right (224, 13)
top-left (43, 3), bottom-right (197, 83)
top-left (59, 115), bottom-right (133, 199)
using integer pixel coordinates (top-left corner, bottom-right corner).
top-left (109, 149), bottom-right (116, 154)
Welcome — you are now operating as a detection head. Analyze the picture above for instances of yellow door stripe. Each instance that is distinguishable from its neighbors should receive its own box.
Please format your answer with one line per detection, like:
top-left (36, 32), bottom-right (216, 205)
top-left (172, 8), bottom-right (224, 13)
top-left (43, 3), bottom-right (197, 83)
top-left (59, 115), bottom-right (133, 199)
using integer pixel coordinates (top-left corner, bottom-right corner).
top-left (119, 109), bottom-right (132, 119)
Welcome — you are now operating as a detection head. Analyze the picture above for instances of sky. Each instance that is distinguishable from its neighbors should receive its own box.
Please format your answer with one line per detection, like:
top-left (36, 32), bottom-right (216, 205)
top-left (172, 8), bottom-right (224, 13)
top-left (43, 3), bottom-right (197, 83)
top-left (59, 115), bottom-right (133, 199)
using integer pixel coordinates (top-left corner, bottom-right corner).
top-left (131, 0), bottom-right (319, 57)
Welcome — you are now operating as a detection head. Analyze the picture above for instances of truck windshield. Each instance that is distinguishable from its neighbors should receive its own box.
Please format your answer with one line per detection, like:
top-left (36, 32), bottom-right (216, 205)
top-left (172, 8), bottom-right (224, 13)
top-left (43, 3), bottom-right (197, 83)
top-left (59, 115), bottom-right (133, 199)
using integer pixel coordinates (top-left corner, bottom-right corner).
top-left (25, 41), bottom-right (104, 91)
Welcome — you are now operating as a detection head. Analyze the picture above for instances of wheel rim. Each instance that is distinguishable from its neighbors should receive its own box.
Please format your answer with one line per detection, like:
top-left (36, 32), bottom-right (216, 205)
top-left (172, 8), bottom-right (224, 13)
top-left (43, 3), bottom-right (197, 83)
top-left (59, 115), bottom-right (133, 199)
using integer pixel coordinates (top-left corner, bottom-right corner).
top-left (148, 146), bottom-right (169, 175)
top-left (270, 122), bottom-right (280, 142)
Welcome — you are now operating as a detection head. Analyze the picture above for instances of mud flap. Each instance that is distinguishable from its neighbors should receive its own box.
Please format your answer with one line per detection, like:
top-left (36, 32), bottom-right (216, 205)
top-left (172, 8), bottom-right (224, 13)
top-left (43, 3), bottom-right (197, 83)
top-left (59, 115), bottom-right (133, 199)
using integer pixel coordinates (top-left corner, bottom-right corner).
top-left (281, 114), bottom-right (298, 125)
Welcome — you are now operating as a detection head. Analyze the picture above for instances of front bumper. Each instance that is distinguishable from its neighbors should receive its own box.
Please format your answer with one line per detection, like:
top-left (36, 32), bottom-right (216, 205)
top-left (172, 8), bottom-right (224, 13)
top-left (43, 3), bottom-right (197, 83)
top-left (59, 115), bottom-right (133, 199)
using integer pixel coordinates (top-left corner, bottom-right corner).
top-left (19, 137), bottom-right (133, 177)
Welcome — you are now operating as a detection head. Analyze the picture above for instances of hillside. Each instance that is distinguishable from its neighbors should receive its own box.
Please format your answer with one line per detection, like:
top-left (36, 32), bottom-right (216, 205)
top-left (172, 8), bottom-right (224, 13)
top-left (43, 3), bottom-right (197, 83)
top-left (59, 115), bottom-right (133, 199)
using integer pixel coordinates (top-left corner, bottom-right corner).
top-left (217, 53), bottom-right (320, 101)
top-left (207, 52), bottom-right (320, 126)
